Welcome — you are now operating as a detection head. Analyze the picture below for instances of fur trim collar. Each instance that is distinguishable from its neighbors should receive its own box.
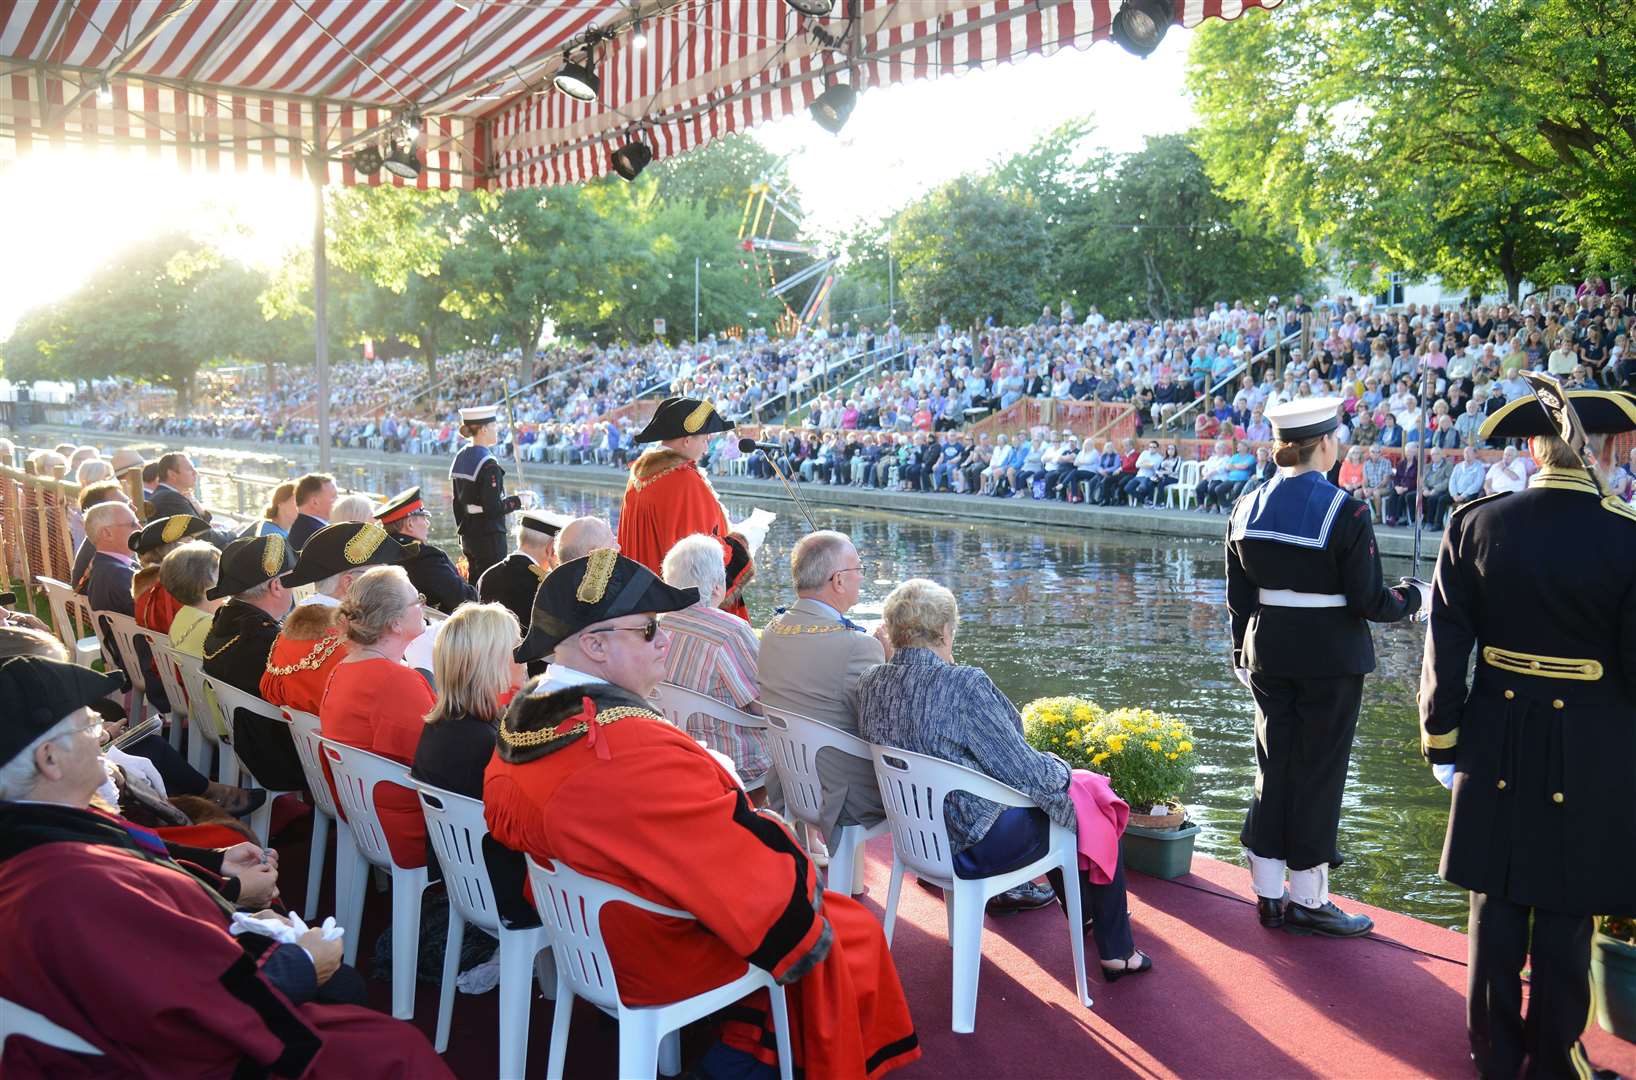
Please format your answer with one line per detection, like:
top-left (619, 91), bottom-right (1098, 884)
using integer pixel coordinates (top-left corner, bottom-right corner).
top-left (495, 683), bottom-right (662, 764)
top-left (282, 604), bottom-right (341, 641)
top-left (628, 448), bottom-right (693, 490)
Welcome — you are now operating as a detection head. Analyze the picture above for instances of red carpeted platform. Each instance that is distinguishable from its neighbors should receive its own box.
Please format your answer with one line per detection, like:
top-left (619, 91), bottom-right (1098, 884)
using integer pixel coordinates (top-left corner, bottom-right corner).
top-left (270, 819), bottom-right (1636, 1079)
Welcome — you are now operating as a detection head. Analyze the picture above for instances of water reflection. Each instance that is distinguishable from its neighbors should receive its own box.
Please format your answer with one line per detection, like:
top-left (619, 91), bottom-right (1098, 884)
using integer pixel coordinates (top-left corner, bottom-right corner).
top-left (189, 446), bottom-right (1465, 929)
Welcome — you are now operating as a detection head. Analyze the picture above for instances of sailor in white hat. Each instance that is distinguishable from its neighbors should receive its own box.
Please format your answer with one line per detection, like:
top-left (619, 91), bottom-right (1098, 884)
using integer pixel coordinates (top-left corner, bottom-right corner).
top-left (1225, 396), bottom-right (1429, 938)
top-left (450, 404), bottom-right (527, 580)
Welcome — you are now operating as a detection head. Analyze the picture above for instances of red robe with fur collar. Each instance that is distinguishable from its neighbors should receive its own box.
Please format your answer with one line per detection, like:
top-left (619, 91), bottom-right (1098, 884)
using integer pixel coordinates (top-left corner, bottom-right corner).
top-left (618, 449), bottom-right (752, 621)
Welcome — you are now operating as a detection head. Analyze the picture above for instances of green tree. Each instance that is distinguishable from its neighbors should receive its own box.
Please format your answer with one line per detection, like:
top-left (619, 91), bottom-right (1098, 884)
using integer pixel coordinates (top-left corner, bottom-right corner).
top-left (892, 176), bottom-right (1049, 330)
top-left (1186, 0), bottom-right (1629, 295)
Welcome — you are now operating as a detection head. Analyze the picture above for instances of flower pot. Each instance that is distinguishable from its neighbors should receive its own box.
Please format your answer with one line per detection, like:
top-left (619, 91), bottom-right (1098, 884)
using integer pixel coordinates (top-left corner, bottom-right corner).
top-left (1120, 820), bottom-right (1201, 881)
top-left (1129, 802), bottom-right (1187, 830)
top-left (1592, 931), bottom-right (1636, 1042)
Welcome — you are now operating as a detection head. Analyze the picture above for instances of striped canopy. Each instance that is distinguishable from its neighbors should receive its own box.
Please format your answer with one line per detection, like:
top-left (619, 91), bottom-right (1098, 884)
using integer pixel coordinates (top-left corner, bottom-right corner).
top-left (1, 0), bottom-right (1277, 190)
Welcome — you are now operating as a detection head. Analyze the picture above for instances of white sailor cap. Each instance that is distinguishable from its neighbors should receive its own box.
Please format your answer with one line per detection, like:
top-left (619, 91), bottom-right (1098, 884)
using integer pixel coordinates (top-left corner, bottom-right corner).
top-left (459, 405), bottom-right (500, 424)
top-left (1265, 396), bottom-right (1344, 440)
top-left (519, 510), bottom-right (571, 537)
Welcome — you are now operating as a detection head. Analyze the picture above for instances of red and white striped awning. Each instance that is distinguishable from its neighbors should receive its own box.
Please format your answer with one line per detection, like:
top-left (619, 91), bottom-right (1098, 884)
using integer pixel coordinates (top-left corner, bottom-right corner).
top-left (0, 0), bottom-right (1277, 190)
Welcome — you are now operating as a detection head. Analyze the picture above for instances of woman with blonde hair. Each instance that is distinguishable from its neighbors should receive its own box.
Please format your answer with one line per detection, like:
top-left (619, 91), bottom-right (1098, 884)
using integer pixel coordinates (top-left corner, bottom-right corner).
top-left (319, 565), bottom-right (435, 868)
top-left (244, 481), bottom-right (297, 538)
top-left (411, 602), bottom-right (524, 799)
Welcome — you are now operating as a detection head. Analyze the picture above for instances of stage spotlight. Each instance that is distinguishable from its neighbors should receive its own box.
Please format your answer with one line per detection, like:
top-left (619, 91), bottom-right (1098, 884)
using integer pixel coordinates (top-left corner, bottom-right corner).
top-left (554, 55), bottom-right (601, 102)
top-left (383, 140), bottom-right (422, 179)
top-left (783, 0), bottom-right (834, 14)
top-left (610, 139), bottom-right (652, 181)
top-left (632, 21), bottom-right (648, 49)
top-left (96, 78), bottom-right (113, 104)
top-left (809, 82), bottom-right (856, 134)
top-left (352, 144), bottom-right (384, 176)
top-left (1110, 0), bottom-right (1171, 57)
top-left (403, 111), bottom-right (421, 141)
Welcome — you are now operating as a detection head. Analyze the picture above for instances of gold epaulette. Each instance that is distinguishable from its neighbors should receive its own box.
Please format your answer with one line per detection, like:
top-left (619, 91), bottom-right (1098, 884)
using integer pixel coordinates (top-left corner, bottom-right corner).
top-left (1481, 646), bottom-right (1603, 681)
top-left (1449, 491), bottom-right (1509, 520)
top-left (1602, 495), bottom-right (1636, 525)
top-left (767, 621), bottom-right (849, 635)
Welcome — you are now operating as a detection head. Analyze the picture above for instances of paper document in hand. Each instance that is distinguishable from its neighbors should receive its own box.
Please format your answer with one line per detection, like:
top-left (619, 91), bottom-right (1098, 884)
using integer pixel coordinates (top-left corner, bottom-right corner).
top-left (731, 508), bottom-right (778, 556)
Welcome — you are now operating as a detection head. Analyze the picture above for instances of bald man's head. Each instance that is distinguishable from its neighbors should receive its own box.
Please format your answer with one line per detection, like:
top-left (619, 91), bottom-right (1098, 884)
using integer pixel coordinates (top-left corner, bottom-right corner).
top-left (556, 516), bottom-right (618, 564)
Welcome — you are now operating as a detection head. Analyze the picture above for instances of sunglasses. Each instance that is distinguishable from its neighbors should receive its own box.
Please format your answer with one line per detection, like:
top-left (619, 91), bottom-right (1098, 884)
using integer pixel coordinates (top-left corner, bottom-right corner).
top-left (586, 616), bottom-right (661, 643)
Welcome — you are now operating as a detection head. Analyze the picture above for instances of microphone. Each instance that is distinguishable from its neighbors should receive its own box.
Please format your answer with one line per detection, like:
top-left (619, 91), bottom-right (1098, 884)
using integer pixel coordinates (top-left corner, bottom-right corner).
top-left (738, 437), bottom-right (782, 454)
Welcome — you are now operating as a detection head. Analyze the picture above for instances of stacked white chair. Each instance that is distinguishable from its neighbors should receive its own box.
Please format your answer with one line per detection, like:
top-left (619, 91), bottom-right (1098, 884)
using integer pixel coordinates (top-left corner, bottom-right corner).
top-left (525, 855), bottom-right (793, 1080)
top-left (131, 628), bottom-right (189, 751)
top-left (171, 650), bottom-right (228, 779)
top-left (418, 784), bottom-right (554, 1077)
top-left (199, 676), bottom-right (297, 846)
top-left (869, 743), bottom-right (1091, 1034)
top-left (281, 708), bottom-right (348, 922)
top-left (762, 707), bottom-right (889, 897)
top-left (652, 681), bottom-right (770, 797)
top-left (1168, 460), bottom-right (1202, 510)
top-left (320, 738), bottom-right (430, 1019)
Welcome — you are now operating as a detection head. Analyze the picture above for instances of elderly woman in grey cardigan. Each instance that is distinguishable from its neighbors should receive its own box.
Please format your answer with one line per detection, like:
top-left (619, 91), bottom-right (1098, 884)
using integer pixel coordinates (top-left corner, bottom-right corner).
top-left (858, 578), bottom-right (1151, 980)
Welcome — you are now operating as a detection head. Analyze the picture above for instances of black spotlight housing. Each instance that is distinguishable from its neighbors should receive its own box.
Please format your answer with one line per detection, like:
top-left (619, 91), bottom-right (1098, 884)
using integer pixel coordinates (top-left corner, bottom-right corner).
top-left (554, 56), bottom-right (601, 102)
top-left (610, 139), bottom-right (653, 181)
top-left (351, 144), bottom-right (384, 177)
top-left (809, 82), bottom-right (856, 134)
top-left (1110, 0), bottom-right (1172, 57)
top-left (782, 0), bottom-right (834, 14)
top-left (383, 139), bottom-right (421, 179)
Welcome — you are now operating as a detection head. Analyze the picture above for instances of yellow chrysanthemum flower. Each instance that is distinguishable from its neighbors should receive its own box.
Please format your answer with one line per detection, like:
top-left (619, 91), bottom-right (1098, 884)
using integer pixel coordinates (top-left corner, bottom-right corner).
top-left (1092, 752), bottom-right (1110, 766)
top-left (1178, 740), bottom-right (1193, 752)
top-left (1168, 752), bottom-right (1180, 761)
top-left (1146, 740), bottom-right (1161, 752)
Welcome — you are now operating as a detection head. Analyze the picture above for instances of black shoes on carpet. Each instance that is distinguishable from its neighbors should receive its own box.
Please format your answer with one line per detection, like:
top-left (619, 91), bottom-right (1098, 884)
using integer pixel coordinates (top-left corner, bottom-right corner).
top-left (1282, 899), bottom-right (1375, 938)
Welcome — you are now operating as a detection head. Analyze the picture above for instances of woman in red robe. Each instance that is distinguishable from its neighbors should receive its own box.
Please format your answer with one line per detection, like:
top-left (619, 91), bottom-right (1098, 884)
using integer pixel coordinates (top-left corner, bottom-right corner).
top-left (618, 396), bottom-right (754, 621)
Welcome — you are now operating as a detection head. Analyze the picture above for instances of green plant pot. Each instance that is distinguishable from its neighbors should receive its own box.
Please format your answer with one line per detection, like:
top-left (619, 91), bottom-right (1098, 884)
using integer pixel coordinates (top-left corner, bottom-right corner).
top-left (1120, 821), bottom-right (1201, 880)
top-left (1592, 931), bottom-right (1636, 1043)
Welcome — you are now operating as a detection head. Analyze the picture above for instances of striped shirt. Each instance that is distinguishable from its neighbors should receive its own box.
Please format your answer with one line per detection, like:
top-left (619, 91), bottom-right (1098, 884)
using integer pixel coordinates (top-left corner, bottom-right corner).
top-left (660, 604), bottom-right (771, 783)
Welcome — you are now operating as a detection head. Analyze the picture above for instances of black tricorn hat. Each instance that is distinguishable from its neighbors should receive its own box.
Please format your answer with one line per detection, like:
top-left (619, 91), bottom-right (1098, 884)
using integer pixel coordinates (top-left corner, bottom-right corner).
top-left (0, 656), bottom-right (123, 767)
top-left (129, 514), bottom-right (211, 555)
top-left (207, 534), bottom-right (296, 601)
top-left (1478, 385), bottom-right (1636, 441)
top-left (514, 549), bottom-right (698, 662)
top-left (631, 397), bottom-right (734, 444)
top-left (282, 521), bottom-right (404, 589)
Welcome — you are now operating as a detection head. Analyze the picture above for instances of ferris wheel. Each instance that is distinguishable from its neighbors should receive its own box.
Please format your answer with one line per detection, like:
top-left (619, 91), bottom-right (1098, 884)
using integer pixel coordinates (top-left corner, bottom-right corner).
top-left (738, 168), bottom-right (838, 331)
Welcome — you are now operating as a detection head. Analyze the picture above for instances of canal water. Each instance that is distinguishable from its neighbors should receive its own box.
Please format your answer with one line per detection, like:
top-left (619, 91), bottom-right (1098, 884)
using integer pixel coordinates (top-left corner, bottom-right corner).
top-left (191, 445), bottom-right (1460, 929)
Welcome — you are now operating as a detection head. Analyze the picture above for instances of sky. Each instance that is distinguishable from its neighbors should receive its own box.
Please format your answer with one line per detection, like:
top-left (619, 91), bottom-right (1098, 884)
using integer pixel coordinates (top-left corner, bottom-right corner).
top-left (0, 29), bottom-right (1197, 339)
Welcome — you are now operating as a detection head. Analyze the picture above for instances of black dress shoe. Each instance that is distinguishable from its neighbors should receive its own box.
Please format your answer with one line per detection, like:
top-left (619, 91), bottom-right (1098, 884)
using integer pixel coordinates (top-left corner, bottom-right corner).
top-left (986, 881), bottom-right (1057, 915)
top-left (1284, 900), bottom-right (1374, 938)
top-left (1258, 893), bottom-right (1287, 928)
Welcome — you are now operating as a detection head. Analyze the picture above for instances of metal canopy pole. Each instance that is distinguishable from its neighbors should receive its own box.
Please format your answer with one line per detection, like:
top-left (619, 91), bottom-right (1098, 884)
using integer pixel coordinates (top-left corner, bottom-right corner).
top-left (694, 256), bottom-right (701, 343)
top-left (311, 123), bottom-right (332, 474)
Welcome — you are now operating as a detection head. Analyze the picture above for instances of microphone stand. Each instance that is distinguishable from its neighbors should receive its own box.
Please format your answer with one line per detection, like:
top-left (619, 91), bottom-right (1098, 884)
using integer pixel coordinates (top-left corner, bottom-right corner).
top-left (1412, 364), bottom-right (1432, 581)
top-left (755, 445), bottom-right (820, 532)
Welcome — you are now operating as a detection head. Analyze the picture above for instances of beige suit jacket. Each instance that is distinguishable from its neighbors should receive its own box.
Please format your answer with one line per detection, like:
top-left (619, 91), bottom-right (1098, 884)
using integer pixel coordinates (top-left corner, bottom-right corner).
top-left (757, 597), bottom-right (886, 841)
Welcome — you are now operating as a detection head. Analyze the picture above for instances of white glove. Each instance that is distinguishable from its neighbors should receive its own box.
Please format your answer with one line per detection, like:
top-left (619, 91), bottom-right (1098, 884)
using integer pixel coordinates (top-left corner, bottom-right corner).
top-left (104, 746), bottom-right (167, 796)
top-left (516, 490), bottom-right (540, 511)
top-left (1431, 762), bottom-right (1455, 790)
top-left (230, 911), bottom-right (344, 945)
top-left (1400, 576), bottom-right (1432, 621)
top-left (1233, 666), bottom-right (1252, 689)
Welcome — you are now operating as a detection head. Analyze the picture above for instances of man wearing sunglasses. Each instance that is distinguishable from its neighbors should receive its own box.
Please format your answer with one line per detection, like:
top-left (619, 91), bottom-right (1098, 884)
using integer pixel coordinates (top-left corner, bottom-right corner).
top-left (490, 549), bottom-right (921, 1080)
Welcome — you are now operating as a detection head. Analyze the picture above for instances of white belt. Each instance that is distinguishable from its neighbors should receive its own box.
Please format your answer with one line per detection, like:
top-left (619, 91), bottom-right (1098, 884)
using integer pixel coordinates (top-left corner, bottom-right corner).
top-left (465, 504), bottom-right (485, 514)
top-left (1258, 588), bottom-right (1346, 608)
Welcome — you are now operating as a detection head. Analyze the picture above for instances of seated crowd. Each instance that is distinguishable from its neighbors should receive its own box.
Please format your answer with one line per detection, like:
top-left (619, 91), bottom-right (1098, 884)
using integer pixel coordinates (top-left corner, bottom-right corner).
top-left (2, 427), bottom-right (1168, 1077)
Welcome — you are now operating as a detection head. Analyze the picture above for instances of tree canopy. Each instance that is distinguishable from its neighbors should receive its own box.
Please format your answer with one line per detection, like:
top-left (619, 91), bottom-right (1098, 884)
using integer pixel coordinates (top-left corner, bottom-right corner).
top-left (1186, 0), bottom-right (1633, 298)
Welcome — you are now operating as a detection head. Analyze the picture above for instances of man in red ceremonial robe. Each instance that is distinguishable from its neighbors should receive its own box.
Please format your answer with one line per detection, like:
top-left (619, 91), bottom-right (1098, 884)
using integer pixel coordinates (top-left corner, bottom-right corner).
top-left (489, 551), bottom-right (921, 1079)
top-left (0, 656), bottom-right (449, 1078)
top-left (619, 396), bottom-right (755, 621)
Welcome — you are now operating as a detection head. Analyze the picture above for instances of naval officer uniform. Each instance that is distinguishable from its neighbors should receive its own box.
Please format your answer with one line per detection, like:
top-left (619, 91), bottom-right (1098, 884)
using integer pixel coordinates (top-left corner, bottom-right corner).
top-left (1226, 396), bottom-right (1424, 936)
top-left (450, 404), bottom-right (524, 582)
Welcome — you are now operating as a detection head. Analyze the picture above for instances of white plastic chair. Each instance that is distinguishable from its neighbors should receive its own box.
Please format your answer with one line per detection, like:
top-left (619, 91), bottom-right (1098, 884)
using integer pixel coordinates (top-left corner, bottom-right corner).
top-left (320, 738), bottom-right (430, 1018)
top-left (33, 574), bottom-right (100, 666)
top-left (870, 744), bottom-right (1091, 1033)
top-left (1168, 460), bottom-right (1201, 510)
top-left (0, 994), bottom-right (102, 1058)
top-left (200, 675), bottom-right (297, 846)
top-left (91, 608), bottom-right (149, 726)
top-left (525, 855), bottom-right (794, 1080)
top-left (282, 708), bottom-right (348, 922)
top-left (762, 707), bottom-right (889, 897)
top-left (132, 628), bottom-right (189, 752)
top-left (172, 650), bottom-right (230, 780)
top-left (652, 682), bottom-right (769, 794)
top-left (418, 785), bottom-right (554, 1075)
